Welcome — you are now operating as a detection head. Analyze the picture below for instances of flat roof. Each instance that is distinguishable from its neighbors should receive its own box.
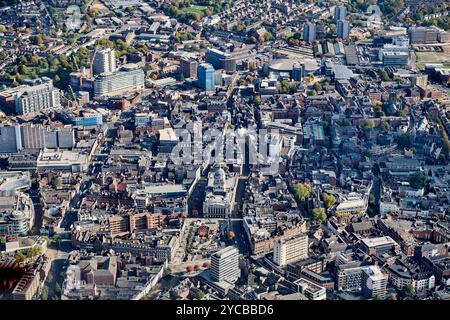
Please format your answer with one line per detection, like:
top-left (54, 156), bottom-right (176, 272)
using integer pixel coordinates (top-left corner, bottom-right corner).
top-left (159, 128), bottom-right (177, 141)
top-left (212, 246), bottom-right (238, 258)
top-left (362, 265), bottom-right (388, 281)
top-left (139, 184), bottom-right (186, 195)
top-left (266, 58), bottom-right (319, 73)
top-left (37, 150), bottom-right (87, 165)
top-left (336, 199), bottom-right (366, 211)
top-left (361, 236), bottom-right (398, 248)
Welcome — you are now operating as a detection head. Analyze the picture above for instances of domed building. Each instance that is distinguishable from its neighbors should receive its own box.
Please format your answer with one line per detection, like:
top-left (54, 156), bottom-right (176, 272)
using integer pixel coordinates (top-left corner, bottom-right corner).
top-left (263, 58), bottom-right (319, 79)
top-left (203, 165), bottom-right (238, 218)
top-left (212, 166), bottom-right (227, 194)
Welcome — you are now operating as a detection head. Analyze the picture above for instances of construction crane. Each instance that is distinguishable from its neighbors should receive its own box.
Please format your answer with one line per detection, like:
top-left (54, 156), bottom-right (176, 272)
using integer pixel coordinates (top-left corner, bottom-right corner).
top-left (90, 46), bottom-right (99, 75)
top-left (72, 53), bottom-right (79, 71)
top-left (68, 84), bottom-right (76, 103)
top-left (66, 55), bottom-right (79, 107)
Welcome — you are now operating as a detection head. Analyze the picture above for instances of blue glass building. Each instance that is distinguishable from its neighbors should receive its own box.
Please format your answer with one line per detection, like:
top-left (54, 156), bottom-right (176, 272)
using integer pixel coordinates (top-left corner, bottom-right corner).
top-left (197, 63), bottom-right (215, 91)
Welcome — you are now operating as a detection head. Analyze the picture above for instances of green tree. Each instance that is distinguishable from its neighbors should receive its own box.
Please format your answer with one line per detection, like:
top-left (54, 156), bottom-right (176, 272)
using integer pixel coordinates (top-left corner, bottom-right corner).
top-left (0, 24), bottom-right (6, 33)
top-left (14, 252), bottom-right (26, 263)
top-left (280, 80), bottom-right (297, 94)
top-left (380, 70), bottom-right (390, 81)
top-left (52, 177), bottom-right (62, 188)
top-left (97, 38), bottom-right (114, 48)
top-left (46, 272), bottom-right (53, 283)
top-left (398, 133), bottom-right (412, 148)
top-left (196, 291), bottom-right (205, 300)
top-left (379, 122), bottom-right (391, 133)
top-left (264, 32), bottom-right (274, 42)
top-left (323, 193), bottom-right (336, 209)
top-left (369, 193), bottom-right (376, 205)
top-left (388, 292), bottom-right (397, 300)
top-left (313, 82), bottom-right (322, 92)
top-left (252, 95), bottom-right (262, 106)
top-left (54, 283), bottom-right (62, 295)
top-left (341, 119), bottom-right (352, 126)
top-left (293, 183), bottom-right (313, 202)
top-left (30, 55), bottom-right (39, 65)
top-left (402, 284), bottom-right (415, 298)
top-left (31, 35), bottom-right (43, 45)
top-left (312, 207), bottom-right (327, 223)
top-left (409, 172), bottom-right (426, 189)
top-left (163, 267), bottom-right (172, 278)
top-left (329, 23), bottom-right (336, 33)
top-left (41, 286), bottom-right (49, 300)
top-left (26, 245), bottom-right (41, 258)
top-left (362, 119), bottom-right (375, 130)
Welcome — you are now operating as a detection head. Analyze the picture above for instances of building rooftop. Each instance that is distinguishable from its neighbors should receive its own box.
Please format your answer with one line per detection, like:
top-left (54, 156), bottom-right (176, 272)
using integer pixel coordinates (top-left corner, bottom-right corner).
top-left (360, 236), bottom-right (399, 248)
top-left (158, 128), bottom-right (177, 142)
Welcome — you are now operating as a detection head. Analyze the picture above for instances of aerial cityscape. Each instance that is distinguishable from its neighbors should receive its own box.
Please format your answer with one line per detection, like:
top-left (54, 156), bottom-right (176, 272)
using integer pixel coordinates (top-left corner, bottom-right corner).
top-left (0, 0), bottom-right (450, 303)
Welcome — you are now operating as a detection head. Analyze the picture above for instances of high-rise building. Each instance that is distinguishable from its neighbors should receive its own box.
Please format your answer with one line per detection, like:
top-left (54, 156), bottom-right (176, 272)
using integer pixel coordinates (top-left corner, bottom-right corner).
top-left (0, 126), bottom-right (22, 153)
top-left (44, 128), bottom-right (58, 149)
top-left (334, 5), bottom-right (346, 23)
top-left (316, 24), bottom-right (326, 40)
top-left (180, 57), bottom-right (198, 79)
top-left (57, 127), bottom-right (76, 149)
top-left (336, 263), bottom-right (364, 291)
top-left (45, 127), bottom-right (75, 149)
top-left (361, 266), bottom-right (388, 299)
top-left (273, 234), bottom-right (308, 266)
top-left (292, 63), bottom-right (305, 81)
top-left (381, 52), bottom-right (409, 66)
top-left (0, 125), bottom-right (76, 152)
top-left (205, 48), bottom-right (226, 69)
top-left (211, 246), bottom-right (240, 283)
top-left (205, 48), bottom-right (237, 73)
top-left (408, 26), bottom-right (448, 44)
top-left (13, 77), bottom-right (61, 115)
top-left (21, 125), bottom-right (45, 149)
top-left (197, 63), bottom-right (216, 92)
top-left (94, 64), bottom-right (145, 97)
top-left (93, 48), bottom-right (117, 75)
top-left (303, 23), bottom-right (316, 42)
top-left (337, 19), bottom-right (350, 39)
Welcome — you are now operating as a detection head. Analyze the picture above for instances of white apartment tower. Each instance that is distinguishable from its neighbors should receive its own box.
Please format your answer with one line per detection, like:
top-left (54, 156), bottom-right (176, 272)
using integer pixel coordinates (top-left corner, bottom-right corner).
top-left (361, 266), bottom-right (388, 299)
top-left (14, 77), bottom-right (61, 115)
top-left (211, 246), bottom-right (240, 283)
top-left (93, 64), bottom-right (144, 97)
top-left (93, 48), bottom-right (117, 75)
top-left (273, 234), bottom-right (309, 266)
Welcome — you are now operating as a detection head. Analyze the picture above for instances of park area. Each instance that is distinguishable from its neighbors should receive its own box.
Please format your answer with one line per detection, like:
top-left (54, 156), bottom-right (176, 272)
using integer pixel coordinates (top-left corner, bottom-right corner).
top-left (182, 5), bottom-right (208, 17)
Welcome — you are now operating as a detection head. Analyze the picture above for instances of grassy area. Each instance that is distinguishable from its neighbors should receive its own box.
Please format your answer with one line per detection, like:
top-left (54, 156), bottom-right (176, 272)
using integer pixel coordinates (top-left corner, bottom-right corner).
top-left (182, 5), bottom-right (208, 16)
